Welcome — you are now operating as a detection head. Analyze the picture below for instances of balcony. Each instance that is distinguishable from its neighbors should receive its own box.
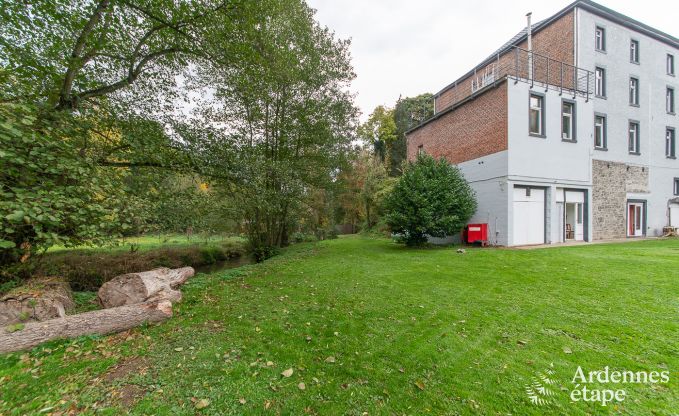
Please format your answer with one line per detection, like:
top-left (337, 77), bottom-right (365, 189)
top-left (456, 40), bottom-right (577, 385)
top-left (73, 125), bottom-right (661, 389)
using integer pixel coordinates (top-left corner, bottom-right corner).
top-left (438, 46), bottom-right (594, 112)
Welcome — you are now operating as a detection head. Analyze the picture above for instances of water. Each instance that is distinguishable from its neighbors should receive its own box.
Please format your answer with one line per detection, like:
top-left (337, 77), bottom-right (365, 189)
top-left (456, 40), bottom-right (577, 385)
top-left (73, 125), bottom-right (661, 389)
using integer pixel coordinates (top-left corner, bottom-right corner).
top-left (194, 255), bottom-right (255, 274)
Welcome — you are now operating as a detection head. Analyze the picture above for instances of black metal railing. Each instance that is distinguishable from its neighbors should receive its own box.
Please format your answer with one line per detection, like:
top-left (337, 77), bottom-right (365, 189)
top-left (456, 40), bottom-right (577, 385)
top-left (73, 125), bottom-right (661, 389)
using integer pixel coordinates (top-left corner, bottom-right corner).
top-left (438, 46), bottom-right (594, 112)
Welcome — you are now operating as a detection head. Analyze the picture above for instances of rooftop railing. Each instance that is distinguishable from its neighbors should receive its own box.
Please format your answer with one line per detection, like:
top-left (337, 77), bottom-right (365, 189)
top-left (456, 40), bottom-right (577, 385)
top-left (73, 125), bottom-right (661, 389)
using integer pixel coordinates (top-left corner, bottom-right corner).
top-left (438, 46), bottom-right (594, 112)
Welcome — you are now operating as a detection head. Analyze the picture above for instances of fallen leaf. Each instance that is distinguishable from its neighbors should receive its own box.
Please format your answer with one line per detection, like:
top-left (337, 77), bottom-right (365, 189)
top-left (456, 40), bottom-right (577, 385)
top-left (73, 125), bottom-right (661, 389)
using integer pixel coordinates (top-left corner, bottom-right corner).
top-left (517, 340), bottom-right (528, 346)
top-left (281, 368), bottom-right (294, 378)
top-left (298, 382), bottom-right (306, 390)
top-left (195, 398), bottom-right (210, 409)
top-left (324, 356), bottom-right (336, 363)
top-left (174, 347), bottom-right (183, 352)
top-left (266, 361), bottom-right (274, 367)
top-left (414, 380), bottom-right (425, 390)
top-left (239, 398), bottom-right (246, 405)
top-left (563, 346), bottom-right (573, 354)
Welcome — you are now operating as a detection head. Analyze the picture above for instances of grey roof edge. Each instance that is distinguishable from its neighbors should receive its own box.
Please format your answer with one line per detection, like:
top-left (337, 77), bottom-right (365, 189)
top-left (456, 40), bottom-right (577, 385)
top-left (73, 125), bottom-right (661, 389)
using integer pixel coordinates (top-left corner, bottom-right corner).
top-left (433, 0), bottom-right (678, 99)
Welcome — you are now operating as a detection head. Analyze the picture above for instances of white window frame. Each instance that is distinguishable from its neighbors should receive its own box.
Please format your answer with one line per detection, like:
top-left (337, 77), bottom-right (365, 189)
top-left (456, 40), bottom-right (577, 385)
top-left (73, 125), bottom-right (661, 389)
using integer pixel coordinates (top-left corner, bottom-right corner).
top-left (595, 67), bottom-right (605, 97)
top-left (628, 122), bottom-right (640, 154)
top-left (529, 94), bottom-right (545, 136)
top-left (630, 40), bottom-right (639, 63)
top-left (594, 115), bottom-right (606, 149)
top-left (595, 27), bottom-right (605, 51)
top-left (629, 78), bottom-right (639, 106)
top-left (561, 101), bottom-right (575, 141)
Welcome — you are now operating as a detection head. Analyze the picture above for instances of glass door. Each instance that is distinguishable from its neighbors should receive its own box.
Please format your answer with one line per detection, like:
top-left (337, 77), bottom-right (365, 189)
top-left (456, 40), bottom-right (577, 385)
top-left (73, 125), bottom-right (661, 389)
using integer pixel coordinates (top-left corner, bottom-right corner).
top-left (627, 202), bottom-right (644, 237)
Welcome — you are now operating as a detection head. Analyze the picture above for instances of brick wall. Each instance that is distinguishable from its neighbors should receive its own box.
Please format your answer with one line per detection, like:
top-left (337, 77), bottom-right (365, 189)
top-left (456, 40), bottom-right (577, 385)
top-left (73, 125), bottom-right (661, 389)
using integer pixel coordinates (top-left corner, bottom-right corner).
top-left (592, 160), bottom-right (650, 239)
top-left (407, 82), bottom-right (507, 164)
top-left (435, 10), bottom-right (575, 113)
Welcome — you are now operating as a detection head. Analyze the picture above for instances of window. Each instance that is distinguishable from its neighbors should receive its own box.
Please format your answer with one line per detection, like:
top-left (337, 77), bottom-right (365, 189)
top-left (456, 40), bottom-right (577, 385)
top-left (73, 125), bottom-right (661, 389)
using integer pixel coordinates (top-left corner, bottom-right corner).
top-left (562, 101), bottom-right (575, 140)
top-left (577, 203), bottom-right (583, 225)
top-left (529, 94), bottom-right (544, 136)
top-left (667, 128), bottom-right (676, 158)
top-left (669, 54), bottom-right (675, 75)
top-left (595, 67), bottom-right (606, 97)
top-left (667, 87), bottom-right (675, 114)
top-left (595, 26), bottom-right (605, 51)
top-left (629, 77), bottom-right (639, 106)
top-left (675, 178), bottom-right (679, 195)
top-left (630, 40), bottom-right (639, 63)
top-left (594, 115), bottom-right (607, 149)
top-left (417, 144), bottom-right (424, 156)
top-left (629, 122), bottom-right (640, 154)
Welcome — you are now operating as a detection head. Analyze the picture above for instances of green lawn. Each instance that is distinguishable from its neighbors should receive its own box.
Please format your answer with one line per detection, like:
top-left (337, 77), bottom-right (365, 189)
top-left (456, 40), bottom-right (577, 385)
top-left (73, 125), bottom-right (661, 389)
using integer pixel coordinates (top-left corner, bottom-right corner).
top-left (1, 236), bottom-right (677, 415)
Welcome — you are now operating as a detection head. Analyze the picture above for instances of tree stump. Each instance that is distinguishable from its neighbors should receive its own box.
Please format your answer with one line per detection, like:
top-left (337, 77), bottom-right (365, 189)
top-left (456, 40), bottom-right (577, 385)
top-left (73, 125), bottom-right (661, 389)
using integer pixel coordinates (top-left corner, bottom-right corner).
top-left (97, 267), bottom-right (194, 308)
top-left (0, 278), bottom-right (75, 326)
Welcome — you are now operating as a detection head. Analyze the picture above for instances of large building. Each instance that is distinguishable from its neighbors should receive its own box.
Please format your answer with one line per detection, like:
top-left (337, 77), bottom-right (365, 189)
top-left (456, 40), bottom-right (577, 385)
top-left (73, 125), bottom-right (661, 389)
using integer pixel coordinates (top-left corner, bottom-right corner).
top-left (407, 0), bottom-right (679, 246)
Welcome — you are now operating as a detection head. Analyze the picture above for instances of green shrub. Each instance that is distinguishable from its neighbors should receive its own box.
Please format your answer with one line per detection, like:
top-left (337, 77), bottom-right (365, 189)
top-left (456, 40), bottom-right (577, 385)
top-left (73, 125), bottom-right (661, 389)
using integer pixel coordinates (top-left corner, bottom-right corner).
top-left (292, 232), bottom-right (316, 243)
top-left (29, 241), bottom-right (248, 291)
top-left (383, 154), bottom-right (477, 246)
top-left (250, 244), bottom-right (280, 262)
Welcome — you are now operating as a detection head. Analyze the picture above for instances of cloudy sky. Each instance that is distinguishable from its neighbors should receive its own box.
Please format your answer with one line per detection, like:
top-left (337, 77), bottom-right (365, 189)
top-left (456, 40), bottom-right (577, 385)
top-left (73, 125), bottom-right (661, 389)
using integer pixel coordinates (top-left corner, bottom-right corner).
top-left (305, 0), bottom-right (677, 120)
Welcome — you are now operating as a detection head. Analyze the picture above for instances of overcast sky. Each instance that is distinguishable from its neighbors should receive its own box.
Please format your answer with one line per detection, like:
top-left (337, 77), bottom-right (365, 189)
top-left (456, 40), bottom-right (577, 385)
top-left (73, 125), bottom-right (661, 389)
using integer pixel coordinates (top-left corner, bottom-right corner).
top-left (305, 0), bottom-right (677, 120)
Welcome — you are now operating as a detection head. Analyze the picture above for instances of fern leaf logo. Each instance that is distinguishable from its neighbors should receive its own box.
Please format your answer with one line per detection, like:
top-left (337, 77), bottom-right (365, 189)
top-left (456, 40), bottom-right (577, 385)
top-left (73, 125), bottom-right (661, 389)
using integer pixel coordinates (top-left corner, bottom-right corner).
top-left (525, 364), bottom-right (557, 406)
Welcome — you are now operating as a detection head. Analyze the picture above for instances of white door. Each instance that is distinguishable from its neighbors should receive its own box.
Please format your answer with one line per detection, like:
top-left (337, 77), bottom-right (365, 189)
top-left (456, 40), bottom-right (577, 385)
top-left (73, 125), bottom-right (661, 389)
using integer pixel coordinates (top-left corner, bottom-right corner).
top-left (574, 203), bottom-right (584, 240)
top-left (513, 187), bottom-right (545, 245)
top-left (670, 204), bottom-right (679, 227)
top-left (627, 202), bottom-right (644, 237)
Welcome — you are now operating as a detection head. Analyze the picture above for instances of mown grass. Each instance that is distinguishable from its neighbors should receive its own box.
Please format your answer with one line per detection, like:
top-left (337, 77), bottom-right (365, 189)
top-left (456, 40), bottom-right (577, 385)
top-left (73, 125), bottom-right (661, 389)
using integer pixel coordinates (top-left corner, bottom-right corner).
top-left (1, 236), bottom-right (677, 415)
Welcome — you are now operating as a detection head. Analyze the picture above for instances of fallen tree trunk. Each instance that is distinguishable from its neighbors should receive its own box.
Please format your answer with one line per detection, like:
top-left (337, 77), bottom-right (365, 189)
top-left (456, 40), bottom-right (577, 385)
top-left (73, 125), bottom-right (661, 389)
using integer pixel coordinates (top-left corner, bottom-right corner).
top-left (97, 267), bottom-right (194, 308)
top-left (0, 278), bottom-right (75, 326)
top-left (0, 300), bottom-right (172, 353)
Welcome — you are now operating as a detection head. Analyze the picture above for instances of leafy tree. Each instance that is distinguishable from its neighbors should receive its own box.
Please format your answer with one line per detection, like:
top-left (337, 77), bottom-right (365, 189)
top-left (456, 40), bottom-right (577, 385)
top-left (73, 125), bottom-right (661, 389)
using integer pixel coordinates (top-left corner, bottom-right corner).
top-left (0, 102), bottom-right (122, 265)
top-left (384, 154), bottom-right (477, 246)
top-left (359, 106), bottom-right (397, 166)
top-left (391, 93), bottom-right (434, 176)
top-left (200, 0), bottom-right (357, 257)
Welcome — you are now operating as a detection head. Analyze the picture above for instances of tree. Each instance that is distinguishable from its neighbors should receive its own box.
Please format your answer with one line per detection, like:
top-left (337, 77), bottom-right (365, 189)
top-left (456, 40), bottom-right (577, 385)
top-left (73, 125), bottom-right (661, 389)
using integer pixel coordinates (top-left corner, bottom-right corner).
top-left (337, 150), bottom-right (394, 230)
top-left (391, 93), bottom-right (434, 176)
top-left (383, 154), bottom-right (477, 246)
top-left (198, 0), bottom-right (357, 257)
top-left (359, 106), bottom-right (397, 166)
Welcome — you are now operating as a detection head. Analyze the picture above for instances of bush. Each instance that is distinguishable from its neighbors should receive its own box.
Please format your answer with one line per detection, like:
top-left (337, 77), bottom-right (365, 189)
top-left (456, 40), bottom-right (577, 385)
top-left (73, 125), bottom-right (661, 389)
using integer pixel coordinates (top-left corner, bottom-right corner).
top-left (17, 241), bottom-right (248, 292)
top-left (292, 232), bottom-right (317, 243)
top-left (250, 244), bottom-right (280, 263)
top-left (383, 154), bottom-right (477, 246)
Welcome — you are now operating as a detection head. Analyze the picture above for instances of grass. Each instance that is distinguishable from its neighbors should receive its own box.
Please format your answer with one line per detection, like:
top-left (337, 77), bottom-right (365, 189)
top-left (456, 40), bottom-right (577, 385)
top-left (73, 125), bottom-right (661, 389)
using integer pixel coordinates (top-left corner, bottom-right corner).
top-left (1, 236), bottom-right (677, 415)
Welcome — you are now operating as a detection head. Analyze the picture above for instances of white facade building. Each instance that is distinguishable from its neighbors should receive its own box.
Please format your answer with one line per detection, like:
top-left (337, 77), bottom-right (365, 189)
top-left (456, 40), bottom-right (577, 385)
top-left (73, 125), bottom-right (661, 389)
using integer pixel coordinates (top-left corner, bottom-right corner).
top-left (407, 0), bottom-right (679, 246)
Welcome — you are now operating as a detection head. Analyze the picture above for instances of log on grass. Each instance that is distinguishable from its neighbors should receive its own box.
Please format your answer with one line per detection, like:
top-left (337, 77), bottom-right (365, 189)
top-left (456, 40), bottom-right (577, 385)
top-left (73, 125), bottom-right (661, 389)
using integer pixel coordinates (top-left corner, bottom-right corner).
top-left (0, 300), bottom-right (173, 354)
top-left (97, 267), bottom-right (195, 308)
top-left (0, 278), bottom-right (75, 326)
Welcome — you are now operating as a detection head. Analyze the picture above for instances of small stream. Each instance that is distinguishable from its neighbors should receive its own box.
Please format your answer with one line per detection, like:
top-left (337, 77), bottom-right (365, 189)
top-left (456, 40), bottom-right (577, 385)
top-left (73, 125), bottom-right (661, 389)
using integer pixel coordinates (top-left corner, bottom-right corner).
top-left (194, 255), bottom-right (255, 274)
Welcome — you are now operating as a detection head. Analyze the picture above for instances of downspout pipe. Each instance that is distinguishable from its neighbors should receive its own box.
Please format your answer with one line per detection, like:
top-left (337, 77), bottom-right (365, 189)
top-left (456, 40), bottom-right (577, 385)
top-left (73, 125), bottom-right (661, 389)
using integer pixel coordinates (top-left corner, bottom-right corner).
top-left (527, 12), bottom-right (533, 81)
